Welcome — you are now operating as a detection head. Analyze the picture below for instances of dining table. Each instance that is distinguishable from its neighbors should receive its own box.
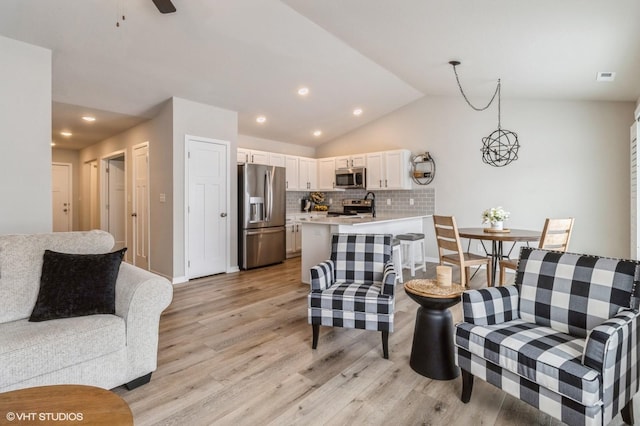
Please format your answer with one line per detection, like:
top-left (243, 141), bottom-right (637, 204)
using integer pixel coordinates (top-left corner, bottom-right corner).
top-left (457, 227), bottom-right (541, 285)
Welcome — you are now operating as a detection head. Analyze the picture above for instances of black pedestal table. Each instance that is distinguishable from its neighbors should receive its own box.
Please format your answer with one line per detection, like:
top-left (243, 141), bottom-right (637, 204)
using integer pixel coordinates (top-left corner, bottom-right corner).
top-left (404, 280), bottom-right (464, 380)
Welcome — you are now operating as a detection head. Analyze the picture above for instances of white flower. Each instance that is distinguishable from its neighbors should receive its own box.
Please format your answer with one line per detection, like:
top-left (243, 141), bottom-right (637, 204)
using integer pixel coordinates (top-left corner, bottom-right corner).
top-left (481, 206), bottom-right (510, 224)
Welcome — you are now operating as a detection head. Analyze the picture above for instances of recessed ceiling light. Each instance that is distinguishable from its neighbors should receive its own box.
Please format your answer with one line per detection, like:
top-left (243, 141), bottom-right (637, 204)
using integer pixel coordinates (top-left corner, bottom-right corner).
top-left (313, 130), bottom-right (322, 137)
top-left (60, 131), bottom-right (72, 137)
top-left (596, 71), bottom-right (616, 82)
top-left (256, 115), bottom-right (267, 124)
top-left (353, 108), bottom-right (363, 116)
top-left (81, 115), bottom-right (96, 122)
top-left (298, 87), bottom-right (309, 96)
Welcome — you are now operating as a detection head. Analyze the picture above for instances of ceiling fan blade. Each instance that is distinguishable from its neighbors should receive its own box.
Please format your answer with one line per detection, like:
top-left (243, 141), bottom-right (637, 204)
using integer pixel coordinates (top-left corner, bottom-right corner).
top-left (152, 0), bottom-right (176, 14)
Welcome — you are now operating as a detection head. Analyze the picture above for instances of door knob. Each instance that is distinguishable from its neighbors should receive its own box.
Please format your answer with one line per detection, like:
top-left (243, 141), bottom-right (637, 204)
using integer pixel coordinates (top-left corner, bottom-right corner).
top-left (220, 213), bottom-right (227, 217)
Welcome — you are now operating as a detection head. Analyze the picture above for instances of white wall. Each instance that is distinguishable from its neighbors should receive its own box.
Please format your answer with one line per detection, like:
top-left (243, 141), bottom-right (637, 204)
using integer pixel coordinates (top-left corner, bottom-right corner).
top-left (0, 36), bottom-right (52, 234)
top-left (318, 96), bottom-right (635, 259)
top-left (238, 134), bottom-right (316, 158)
top-left (172, 97), bottom-right (238, 280)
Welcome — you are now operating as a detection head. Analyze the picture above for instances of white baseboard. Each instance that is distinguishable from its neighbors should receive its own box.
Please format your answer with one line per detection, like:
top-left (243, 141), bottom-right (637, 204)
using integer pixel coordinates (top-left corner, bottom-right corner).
top-left (227, 266), bottom-right (240, 273)
top-left (172, 276), bottom-right (188, 285)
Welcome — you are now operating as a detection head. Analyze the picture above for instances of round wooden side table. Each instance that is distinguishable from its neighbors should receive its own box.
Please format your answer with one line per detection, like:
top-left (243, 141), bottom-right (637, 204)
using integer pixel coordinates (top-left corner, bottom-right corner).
top-left (0, 384), bottom-right (133, 425)
top-left (404, 279), bottom-right (464, 380)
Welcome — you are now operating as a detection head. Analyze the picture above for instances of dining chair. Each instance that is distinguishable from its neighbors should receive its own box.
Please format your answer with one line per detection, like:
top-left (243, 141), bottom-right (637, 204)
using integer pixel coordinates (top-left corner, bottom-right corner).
top-left (433, 215), bottom-right (492, 287)
top-left (498, 217), bottom-right (574, 285)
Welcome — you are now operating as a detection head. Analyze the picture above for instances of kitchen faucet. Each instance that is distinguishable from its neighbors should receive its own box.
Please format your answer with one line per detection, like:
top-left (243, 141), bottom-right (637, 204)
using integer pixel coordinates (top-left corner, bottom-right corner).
top-left (364, 191), bottom-right (376, 218)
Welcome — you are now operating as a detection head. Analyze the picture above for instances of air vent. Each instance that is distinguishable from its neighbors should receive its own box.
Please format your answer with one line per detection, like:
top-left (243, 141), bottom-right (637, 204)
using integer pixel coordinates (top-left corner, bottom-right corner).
top-left (596, 71), bottom-right (616, 82)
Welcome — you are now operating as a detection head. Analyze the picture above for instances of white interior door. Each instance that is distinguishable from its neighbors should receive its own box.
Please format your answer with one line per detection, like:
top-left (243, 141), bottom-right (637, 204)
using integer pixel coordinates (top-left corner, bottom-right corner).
top-left (133, 145), bottom-right (150, 269)
top-left (187, 137), bottom-right (228, 278)
top-left (52, 163), bottom-right (72, 232)
top-left (107, 157), bottom-right (126, 250)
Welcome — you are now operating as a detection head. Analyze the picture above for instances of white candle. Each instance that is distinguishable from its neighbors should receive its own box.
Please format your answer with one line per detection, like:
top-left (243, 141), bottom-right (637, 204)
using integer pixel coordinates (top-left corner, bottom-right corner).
top-left (436, 265), bottom-right (452, 287)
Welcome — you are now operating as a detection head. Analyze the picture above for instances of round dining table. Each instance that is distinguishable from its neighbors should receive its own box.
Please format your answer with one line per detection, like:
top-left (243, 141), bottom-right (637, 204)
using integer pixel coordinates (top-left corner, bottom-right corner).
top-left (457, 227), bottom-right (541, 285)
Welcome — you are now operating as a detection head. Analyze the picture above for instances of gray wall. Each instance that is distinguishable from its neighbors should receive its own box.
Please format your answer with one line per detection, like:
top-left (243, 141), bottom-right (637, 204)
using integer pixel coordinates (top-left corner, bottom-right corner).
top-left (78, 101), bottom-right (173, 277)
top-left (0, 36), bottom-right (52, 234)
top-left (317, 96), bottom-right (635, 259)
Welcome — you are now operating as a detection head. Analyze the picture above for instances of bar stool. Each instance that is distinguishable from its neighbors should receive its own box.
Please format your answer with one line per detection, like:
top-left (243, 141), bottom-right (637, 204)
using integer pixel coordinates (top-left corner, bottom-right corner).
top-left (396, 233), bottom-right (427, 277)
top-left (391, 238), bottom-right (403, 284)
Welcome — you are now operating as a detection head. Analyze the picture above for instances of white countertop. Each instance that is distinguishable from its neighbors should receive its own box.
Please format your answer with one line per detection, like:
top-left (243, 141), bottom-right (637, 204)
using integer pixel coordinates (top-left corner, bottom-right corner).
top-left (299, 214), bottom-right (430, 226)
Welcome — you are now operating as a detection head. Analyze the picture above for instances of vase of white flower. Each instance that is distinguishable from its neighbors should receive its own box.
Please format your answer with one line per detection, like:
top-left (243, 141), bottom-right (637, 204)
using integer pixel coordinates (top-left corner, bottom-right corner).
top-left (482, 207), bottom-right (510, 230)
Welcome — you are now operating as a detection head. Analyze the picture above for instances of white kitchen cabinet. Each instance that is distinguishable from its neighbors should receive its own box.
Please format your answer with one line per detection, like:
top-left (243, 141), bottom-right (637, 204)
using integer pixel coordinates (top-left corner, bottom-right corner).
top-left (286, 223), bottom-right (296, 257)
top-left (237, 148), bottom-right (250, 164)
top-left (298, 157), bottom-right (317, 190)
top-left (317, 157), bottom-right (336, 190)
top-left (335, 155), bottom-right (366, 169)
top-left (249, 150), bottom-right (270, 165)
top-left (269, 153), bottom-right (285, 167)
top-left (384, 150), bottom-right (411, 189)
top-left (366, 149), bottom-right (411, 190)
top-left (237, 148), bottom-right (271, 165)
top-left (285, 155), bottom-right (299, 191)
top-left (295, 222), bottom-right (302, 252)
top-left (286, 220), bottom-right (302, 257)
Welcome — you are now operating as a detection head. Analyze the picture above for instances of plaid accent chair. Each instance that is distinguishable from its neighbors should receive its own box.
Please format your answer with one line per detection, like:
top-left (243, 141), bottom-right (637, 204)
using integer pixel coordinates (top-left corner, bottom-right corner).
top-left (308, 234), bottom-right (396, 359)
top-left (455, 247), bottom-right (640, 426)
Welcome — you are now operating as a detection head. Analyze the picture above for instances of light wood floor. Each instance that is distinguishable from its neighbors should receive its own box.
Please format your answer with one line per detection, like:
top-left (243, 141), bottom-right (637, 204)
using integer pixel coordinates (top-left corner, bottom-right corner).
top-left (112, 258), bottom-right (628, 426)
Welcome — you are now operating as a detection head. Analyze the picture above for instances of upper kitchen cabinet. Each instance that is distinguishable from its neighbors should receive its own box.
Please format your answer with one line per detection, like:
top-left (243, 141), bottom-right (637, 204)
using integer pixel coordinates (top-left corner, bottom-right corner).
top-left (335, 155), bottom-right (366, 169)
top-left (317, 157), bottom-right (336, 190)
top-left (298, 157), bottom-right (317, 190)
top-left (285, 155), bottom-right (299, 190)
top-left (366, 149), bottom-right (411, 190)
top-left (237, 148), bottom-right (271, 165)
top-left (269, 153), bottom-right (285, 167)
top-left (285, 155), bottom-right (317, 191)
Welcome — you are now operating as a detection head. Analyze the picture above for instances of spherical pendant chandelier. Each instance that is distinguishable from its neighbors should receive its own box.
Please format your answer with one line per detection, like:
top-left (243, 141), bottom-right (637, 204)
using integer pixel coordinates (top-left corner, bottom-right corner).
top-left (450, 61), bottom-right (519, 167)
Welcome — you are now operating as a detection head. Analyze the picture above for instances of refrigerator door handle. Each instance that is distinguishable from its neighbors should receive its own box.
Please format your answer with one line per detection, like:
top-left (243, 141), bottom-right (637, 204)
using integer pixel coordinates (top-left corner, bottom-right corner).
top-left (265, 169), bottom-right (273, 222)
top-left (245, 227), bottom-right (283, 236)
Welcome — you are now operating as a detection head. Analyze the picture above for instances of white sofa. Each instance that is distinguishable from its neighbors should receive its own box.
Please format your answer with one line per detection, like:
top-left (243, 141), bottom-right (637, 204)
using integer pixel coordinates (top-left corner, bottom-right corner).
top-left (0, 230), bottom-right (173, 392)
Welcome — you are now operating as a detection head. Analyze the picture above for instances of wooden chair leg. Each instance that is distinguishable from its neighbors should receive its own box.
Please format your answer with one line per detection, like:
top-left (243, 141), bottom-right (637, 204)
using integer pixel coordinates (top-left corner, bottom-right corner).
top-left (459, 266), bottom-right (467, 288)
top-left (382, 331), bottom-right (389, 359)
top-left (461, 369), bottom-right (474, 403)
top-left (312, 324), bottom-right (319, 349)
top-left (486, 258), bottom-right (492, 287)
top-left (499, 263), bottom-right (506, 286)
top-left (622, 399), bottom-right (634, 425)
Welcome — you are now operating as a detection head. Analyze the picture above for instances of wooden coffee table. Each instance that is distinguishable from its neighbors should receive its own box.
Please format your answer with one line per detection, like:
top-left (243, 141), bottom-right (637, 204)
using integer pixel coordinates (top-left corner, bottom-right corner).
top-left (0, 385), bottom-right (133, 425)
top-left (404, 279), bottom-right (465, 380)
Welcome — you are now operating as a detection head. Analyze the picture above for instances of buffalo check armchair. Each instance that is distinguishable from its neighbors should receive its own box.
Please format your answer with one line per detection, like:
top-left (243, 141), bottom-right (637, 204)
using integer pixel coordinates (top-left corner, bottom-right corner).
top-left (455, 247), bottom-right (640, 426)
top-left (308, 234), bottom-right (396, 359)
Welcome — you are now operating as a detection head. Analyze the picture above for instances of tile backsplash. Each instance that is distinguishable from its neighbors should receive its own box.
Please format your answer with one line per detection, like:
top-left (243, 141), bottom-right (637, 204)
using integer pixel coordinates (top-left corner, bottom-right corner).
top-left (286, 188), bottom-right (435, 216)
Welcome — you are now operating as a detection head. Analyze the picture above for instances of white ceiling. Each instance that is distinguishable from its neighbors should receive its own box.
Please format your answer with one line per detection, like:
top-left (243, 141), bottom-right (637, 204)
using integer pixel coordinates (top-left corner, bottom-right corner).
top-left (1, 0), bottom-right (639, 150)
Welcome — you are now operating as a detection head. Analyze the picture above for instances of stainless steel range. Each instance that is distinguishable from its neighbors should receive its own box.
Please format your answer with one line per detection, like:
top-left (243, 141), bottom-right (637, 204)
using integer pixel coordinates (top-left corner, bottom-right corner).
top-left (327, 199), bottom-right (375, 217)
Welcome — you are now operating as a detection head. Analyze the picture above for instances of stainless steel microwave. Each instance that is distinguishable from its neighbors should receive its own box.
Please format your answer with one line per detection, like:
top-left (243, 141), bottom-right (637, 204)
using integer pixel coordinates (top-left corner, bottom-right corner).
top-left (335, 167), bottom-right (366, 189)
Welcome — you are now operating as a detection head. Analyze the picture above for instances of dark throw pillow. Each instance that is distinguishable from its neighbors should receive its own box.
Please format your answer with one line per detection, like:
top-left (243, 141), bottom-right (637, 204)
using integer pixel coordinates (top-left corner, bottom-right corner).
top-left (29, 248), bottom-right (127, 322)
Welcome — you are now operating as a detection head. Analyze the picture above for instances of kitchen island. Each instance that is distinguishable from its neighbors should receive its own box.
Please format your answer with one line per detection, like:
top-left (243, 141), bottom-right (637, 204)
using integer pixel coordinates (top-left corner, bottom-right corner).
top-left (299, 214), bottom-right (430, 284)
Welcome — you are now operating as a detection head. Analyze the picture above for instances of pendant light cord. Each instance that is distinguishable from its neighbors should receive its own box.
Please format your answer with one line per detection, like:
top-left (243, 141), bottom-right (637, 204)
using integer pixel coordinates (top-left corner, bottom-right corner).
top-left (451, 63), bottom-right (500, 112)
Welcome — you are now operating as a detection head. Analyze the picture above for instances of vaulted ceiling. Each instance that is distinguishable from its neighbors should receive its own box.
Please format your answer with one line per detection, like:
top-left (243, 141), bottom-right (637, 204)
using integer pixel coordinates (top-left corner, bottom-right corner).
top-left (1, 0), bottom-right (639, 150)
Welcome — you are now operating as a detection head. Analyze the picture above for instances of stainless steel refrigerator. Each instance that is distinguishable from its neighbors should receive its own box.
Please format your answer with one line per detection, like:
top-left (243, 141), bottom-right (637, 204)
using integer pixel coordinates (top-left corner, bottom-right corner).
top-left (238, 163), bottom-right (286, 269)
